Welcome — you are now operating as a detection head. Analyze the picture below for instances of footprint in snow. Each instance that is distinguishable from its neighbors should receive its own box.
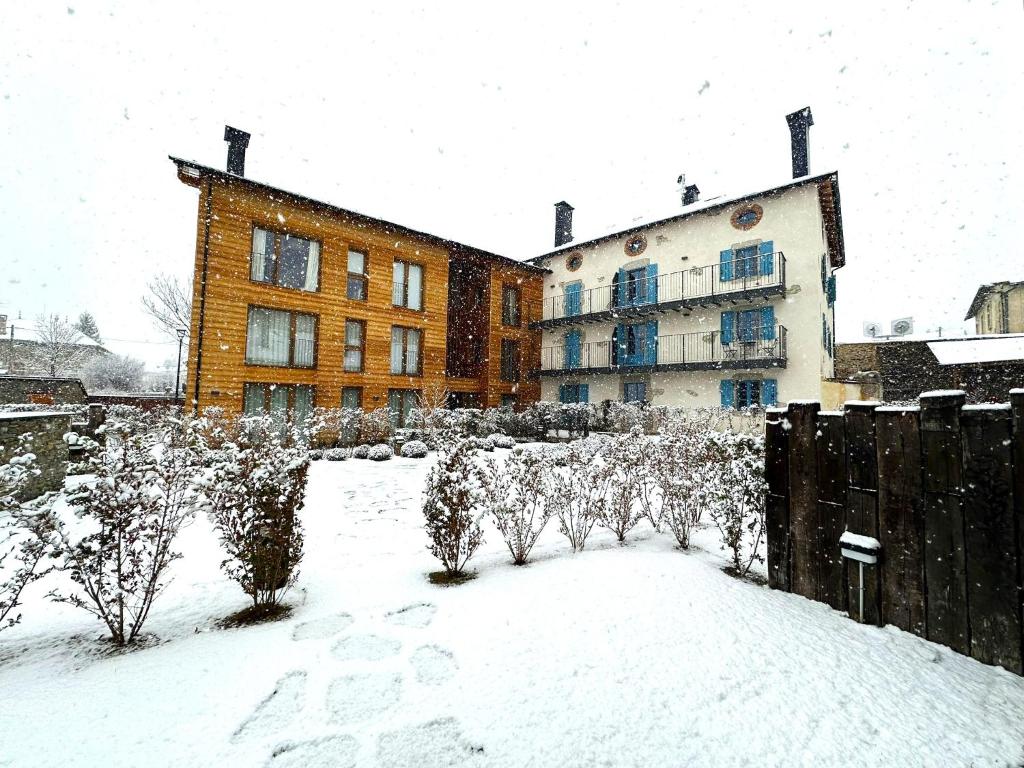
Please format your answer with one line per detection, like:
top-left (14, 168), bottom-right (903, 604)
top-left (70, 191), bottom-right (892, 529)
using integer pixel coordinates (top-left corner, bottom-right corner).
top-left (326, 672), bottom-right (402, 724)
top-left (385, 602), bottom-right (436, 628)
top-left (266, 734), bottom-right (359, 768)
top-left (410, 645), bottom-right (457, 685)
top-left (292, 613), bottom-right (354, 641)
top-left (331, 634), bottom-right (402, 662)
top-left (233, 671), bottom-right (306, 743)
top-left (377, 717), bottom-right (486, 768)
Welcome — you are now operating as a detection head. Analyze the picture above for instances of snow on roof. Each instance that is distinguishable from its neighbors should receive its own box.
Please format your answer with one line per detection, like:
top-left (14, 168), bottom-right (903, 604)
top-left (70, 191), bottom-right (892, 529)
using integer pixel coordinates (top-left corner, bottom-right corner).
top-left (928, 335), bottom-right (1024, 366)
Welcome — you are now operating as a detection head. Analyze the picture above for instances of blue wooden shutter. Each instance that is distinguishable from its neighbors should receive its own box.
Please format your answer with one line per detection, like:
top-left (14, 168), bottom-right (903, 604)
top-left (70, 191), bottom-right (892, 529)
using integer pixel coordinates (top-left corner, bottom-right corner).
top-left (645, 263), bottom-right (658, 303)
top-left (721, 311), bottom-right (735, 344)
top-left (720, 379), bottom-right (735, 408)
top-left (566, 282), bottom-right (581, 316)
top-left (614, 323), bottom-right (626, 365)
top-left (578, 384), bottom-right (589, 403)
top-left (565, 330), bottom-right (581, 369)
top-left (558, 384), bottom-right (567, 403)
top-left (759, 241), bottom-right (774, 276)
top-left (644, 321), bottom-right (657, 365)
top-left (822, 315), bottom-right (828, 351)
top-left (615, 269), bottom-right (627, 307)
top-left (762, 379), bottom-right (778, 406)
top-left (821, 255), bottom-right (827, 291)
top-left (719, 249), bottom-right (733, 282)
top-left (760, 306), bottom-right (775, 340)
top-left (826, 275), bottom-right (836, 305)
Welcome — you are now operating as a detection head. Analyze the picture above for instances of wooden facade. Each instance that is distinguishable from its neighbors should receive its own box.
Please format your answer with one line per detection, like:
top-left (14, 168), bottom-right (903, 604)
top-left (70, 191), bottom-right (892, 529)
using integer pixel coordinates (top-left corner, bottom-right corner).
top-left (174, 161), bottom-right (544, 416)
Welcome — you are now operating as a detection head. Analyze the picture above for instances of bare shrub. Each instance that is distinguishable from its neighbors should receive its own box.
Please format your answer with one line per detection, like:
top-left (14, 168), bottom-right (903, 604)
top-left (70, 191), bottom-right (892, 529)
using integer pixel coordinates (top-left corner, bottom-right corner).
top-left (545, 439), bottom-right (606, 552)
top-left (422, 438), bottom-right (485, 576)
top-left (206, 416), bottom-right (308, 612)
top-left (649, 424), bottom-right (724, 549)
top-left (360, 408), bottom-right (393, 445)
top-left (48, 427), bottom-right (205, 645)
top-left (710, 434), bottom-right (767, 578)
top-left (594, 427), bottom-right (647, 542)
top-left (483, 449), bottom-right (552, 565)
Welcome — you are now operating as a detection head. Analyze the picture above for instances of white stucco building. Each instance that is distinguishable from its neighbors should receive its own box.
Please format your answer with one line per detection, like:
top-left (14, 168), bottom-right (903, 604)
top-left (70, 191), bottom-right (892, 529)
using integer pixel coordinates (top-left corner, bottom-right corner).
top-left (527, 108), bottom-right (845, 409)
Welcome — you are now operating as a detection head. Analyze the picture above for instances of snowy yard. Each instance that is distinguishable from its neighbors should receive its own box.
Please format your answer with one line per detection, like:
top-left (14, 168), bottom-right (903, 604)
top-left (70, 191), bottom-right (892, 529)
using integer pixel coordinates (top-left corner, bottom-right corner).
top-left (3, 452), bottom-right (1024, 768)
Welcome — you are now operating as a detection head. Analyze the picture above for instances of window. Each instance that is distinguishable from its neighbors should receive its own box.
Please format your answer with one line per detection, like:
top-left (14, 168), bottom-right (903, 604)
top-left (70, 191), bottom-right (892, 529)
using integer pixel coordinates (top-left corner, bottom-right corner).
top-left (347, 249), bottom-right (368, 301)
top-left (341, 387), bottom-right (362, 409)
top-left (502, 284), bottom-right (521, 326)
top-left (245, 307), bottom-right (317, 368)
top-left (500, 339), bottom-right (520, 382)
top-left (719, 241), bottom-right (775, 282)
top-left (392, 260), bottom-right (424, 310)
top-left (623, 381), bottom-right (646, 403)
top-left (390, 327), bottom-right (422, 375)
top-left (559, 383), bottom-right (588, 403)
top-left (344, 320), bottom-right (365, 372)
top-left (720, 379), bottom-right (777, 409)
top-left (250, 228), bottom-right (320, 291)
top-left (243, 383), bottom-right (315, 426)
top-left (387, 389), bottom-right (420, 428)
top-left (501, 394), bottom-right (517, 409)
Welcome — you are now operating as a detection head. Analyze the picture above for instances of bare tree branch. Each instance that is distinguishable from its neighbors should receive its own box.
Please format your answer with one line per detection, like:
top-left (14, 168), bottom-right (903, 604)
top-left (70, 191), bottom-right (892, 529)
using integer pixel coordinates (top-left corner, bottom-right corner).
top-left (31, 314), bottom-right (90, 377)
top-left (141, 274), bottom-right (192, 340)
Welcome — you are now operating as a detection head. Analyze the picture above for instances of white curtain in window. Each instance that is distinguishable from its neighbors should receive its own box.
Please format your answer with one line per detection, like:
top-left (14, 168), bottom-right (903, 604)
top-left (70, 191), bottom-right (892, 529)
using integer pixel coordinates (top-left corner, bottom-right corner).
top-left (348, 250), bottom-right (365, 275)
top-left (304, 241), bottom-right (320, 291)
top-left (294, 314), bottom-right (316, 366)
top-left (406, 329), bottom-right (421, 374)
top-left (251, 228), bottom-right (272, 281)
top-left (246, 308), bottom-right (290, 365)
top-left (408, 264), bottom-right (423, 310)
top-left (391, 327), bottom-right (404, 373)
top-left (344, 321), bottom-right (362, 371)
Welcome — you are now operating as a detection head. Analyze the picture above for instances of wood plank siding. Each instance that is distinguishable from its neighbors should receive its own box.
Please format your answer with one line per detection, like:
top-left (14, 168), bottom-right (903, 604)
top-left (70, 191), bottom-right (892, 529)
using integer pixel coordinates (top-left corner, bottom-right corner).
top-left (178, 169), bottom-right (543, 415)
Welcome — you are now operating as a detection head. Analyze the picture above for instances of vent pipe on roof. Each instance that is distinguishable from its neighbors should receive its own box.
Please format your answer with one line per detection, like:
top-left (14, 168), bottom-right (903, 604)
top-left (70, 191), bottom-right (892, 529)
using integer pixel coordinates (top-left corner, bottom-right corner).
top-left (785, 107), bottom-right (814, 178)
top-left (554, 201), bottom-right (574, 247)
top-left (224, 125), bottom-right (251, 176)
top-left (683, 184), bottom-right (700, 205)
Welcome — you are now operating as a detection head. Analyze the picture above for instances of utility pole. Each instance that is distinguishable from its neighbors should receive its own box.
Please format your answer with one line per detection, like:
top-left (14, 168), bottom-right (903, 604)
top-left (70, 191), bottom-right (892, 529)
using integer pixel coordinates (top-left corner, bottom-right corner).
top-left (174, 328), bottom-right (187, 403)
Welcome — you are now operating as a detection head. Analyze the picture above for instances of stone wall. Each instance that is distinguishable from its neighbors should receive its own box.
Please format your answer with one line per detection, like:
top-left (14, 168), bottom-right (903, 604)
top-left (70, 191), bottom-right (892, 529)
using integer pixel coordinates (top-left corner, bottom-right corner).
top-left (0, 376), bottom-right (88, 405)
top-left (0, 412), bottom-right (72, 499)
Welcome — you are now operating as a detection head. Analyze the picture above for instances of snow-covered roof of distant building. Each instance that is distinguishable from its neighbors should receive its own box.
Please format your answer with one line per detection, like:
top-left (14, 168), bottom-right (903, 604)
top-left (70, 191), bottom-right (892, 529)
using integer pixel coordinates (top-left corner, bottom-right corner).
top-left (169, 157), bottom-right (548, 275)
top-left (529, 171), bottom-right (845, 269)
top-left (927, 334), bottom-right (1024, 366)
top-left (10, 326), bottom-right (105, 348)
top-left (964, 280), bottom-right (1024, 320)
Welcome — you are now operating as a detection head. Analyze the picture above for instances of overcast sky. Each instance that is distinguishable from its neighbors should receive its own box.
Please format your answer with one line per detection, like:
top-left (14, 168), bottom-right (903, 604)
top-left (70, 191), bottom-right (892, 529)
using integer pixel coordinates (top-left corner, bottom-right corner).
top-left (2, 0), bottom-right (1021, 367)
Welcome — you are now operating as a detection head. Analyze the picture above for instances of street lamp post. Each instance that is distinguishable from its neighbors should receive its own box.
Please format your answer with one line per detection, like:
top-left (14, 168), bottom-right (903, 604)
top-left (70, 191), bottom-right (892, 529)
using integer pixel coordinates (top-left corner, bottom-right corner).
top-left (174, 328), bottom-right (187, 403)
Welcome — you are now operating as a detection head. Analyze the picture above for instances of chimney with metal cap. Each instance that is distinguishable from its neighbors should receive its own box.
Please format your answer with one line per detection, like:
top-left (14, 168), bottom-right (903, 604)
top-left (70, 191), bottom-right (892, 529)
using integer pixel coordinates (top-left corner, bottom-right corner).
top-left (785, 107), bottom-right (814, 178)
top-left (554, 201), bottom-right (574, 247)
top-left (683, 184), bottom-right (700, 205)
top-left (224, 125), bottom-right (251, 176)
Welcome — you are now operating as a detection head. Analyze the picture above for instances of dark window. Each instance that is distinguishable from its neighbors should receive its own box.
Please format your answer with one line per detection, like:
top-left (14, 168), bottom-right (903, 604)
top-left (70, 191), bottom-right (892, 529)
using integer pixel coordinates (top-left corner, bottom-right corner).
top-left (245, 307), bottom-right (317, 368)
top-left (625, 267), bottom-right (647, 304)
top-left (250, 228), bottom-right (320, 291)
top-left (390, 327), bottom-right (422, 375)
top-left (392, 260), bottom-right (424, 310)
top-left (387, 389), bottom-right (420, 428)
top-left (623, 382), bottom-right (646, 403)
top-left (341, 387), bottom-right (362, 409)
top-left (347, 249), bottom-right (368, 301)
top-left (733, 245), bottom-right (759, 278)
top-left (502, 285), bottom-right (521, 326)
top-left (501, 394), bottom-right (517, 408)
top-left (500, 339), bottom-right (520, 382)
top-left (344, 320), bottom-right (364, 372)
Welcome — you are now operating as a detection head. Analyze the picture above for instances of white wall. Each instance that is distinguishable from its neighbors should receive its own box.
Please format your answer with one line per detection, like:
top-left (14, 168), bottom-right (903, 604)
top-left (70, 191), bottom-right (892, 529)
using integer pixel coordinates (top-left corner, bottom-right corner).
top-left (537, 182), bottom-right (838, 406)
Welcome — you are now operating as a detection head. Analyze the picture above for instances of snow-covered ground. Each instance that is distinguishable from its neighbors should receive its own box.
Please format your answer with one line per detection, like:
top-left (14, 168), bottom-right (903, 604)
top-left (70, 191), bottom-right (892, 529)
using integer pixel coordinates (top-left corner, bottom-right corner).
top-left (2, 452), bottom-right (1024, 767)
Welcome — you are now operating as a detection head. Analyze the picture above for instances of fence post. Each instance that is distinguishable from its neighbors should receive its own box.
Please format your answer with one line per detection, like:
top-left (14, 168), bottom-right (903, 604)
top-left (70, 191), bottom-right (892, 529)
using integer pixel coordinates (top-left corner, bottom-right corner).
top-left (961, 403), bottom-right (1021, 672)
top-left (1012, 389), bottom-right (1024, 672)
top-left (786, 401), bottom-right (821, 602)
top-left (920, 390), bottom-right (969, 655)
top-left (876, 406), bottom-right (926, 637)
top-left (816, 410), bottom-right (847, 610)
top-left (765, 407), bottom-right (790, 591)
top-left (844, 401), bottom-right (881, 625)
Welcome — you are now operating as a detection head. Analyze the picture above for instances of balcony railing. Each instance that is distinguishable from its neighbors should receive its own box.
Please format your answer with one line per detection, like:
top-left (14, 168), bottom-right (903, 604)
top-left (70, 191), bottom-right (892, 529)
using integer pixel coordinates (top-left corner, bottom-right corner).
top-left (531, 252), bottom-right (785, 327)
top-left (539, 325), bottom-right (787, 374)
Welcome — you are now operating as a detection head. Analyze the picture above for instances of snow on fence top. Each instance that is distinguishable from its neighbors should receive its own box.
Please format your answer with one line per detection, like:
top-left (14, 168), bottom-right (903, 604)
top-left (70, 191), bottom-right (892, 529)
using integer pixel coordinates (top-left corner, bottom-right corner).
top-left (961, 403), bottom-right (1012, 411)
top-left (875, 405), bottom-right (921, 412)
top-left (920, 389), bottom-right (967, 398)
top-left (844, 400), bottom-right (881, 407)
top-left (0, 411), bottom-right (71, 421)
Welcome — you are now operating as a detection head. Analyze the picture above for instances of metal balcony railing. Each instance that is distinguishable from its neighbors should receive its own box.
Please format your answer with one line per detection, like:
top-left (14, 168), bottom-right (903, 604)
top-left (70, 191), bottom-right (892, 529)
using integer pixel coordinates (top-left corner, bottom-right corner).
top-left (532, 252), bottom-right (786, 326)
top-left (539, 325), bottom-right (787, 373)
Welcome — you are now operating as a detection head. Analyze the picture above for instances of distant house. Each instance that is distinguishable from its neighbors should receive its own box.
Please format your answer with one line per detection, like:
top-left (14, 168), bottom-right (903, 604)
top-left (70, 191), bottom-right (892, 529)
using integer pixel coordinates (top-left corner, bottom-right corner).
top-left (965, 281), bottom-right (1024, 334)
top-left (0, 313), bottom-right (109, 378)
top-left (836, 335), bottom-right (1024, 403)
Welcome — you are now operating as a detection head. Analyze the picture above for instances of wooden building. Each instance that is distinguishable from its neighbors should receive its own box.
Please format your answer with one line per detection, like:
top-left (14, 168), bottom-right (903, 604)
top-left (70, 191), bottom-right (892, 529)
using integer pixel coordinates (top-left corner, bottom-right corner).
top-left (170, 128), bottom-right (543, 423)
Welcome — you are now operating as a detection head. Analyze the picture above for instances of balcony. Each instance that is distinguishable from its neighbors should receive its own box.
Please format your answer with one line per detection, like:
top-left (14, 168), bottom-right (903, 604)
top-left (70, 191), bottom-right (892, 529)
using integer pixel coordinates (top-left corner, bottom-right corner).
top-left (530, 252), bottom-right (786, 329)
top-left (538, 326), bottom-right (787, 375)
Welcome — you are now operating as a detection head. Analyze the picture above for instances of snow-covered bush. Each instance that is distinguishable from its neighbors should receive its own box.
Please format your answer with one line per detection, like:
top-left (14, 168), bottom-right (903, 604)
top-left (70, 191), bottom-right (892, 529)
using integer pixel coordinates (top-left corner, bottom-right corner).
top-left (483, 449), bottom-right (552, 566)
top-left (308, 407), bottom-right (363, 448)
top-left (594, 427), bottom-right (647, 542)
top-left (470, 436), bottom-right (495, 452)
top-left (488, 433), bottom-right (516, 449)
top-left (544, 439), bottom-right (606, 552)
top-left (49, 426), bottom-right (206, 645)
top-left (352, 444), bottom-right (370, 459)
top-left (368, 444), bottom-right (393, 461)
top-left (205, 416), bottom-right (308, 612)
top-left (360, 408), bottom-right (393, 446)
top-left (308, 448), bottom-right (325, 461)
top-left (1, 437), bottom-right (59, 632)
top-left (324, 447), bottom-right (349, 461)
top-left (644, 423), bottom-right (720, 549)
top-left (400, 440), bottom-right (429, 458)
top-left (422, 438), bottom-right (485, 576)
top-left (710, 434), bottom-right (767, 578)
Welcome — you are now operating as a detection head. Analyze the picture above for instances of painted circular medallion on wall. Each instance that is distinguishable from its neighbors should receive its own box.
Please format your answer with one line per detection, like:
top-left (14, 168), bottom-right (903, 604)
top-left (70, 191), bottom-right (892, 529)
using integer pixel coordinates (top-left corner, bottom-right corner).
top-left (566, 252), bottom-right (583, 272)
top-left (730, 204), bottom-right (763, 231)
top-left (624, 234), bottom-right (647, 257)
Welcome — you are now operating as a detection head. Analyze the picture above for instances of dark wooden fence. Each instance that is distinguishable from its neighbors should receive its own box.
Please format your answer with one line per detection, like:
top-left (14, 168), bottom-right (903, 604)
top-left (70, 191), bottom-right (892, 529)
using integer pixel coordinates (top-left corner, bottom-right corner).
top-left (766, 389), bottom-right (1024, 674)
